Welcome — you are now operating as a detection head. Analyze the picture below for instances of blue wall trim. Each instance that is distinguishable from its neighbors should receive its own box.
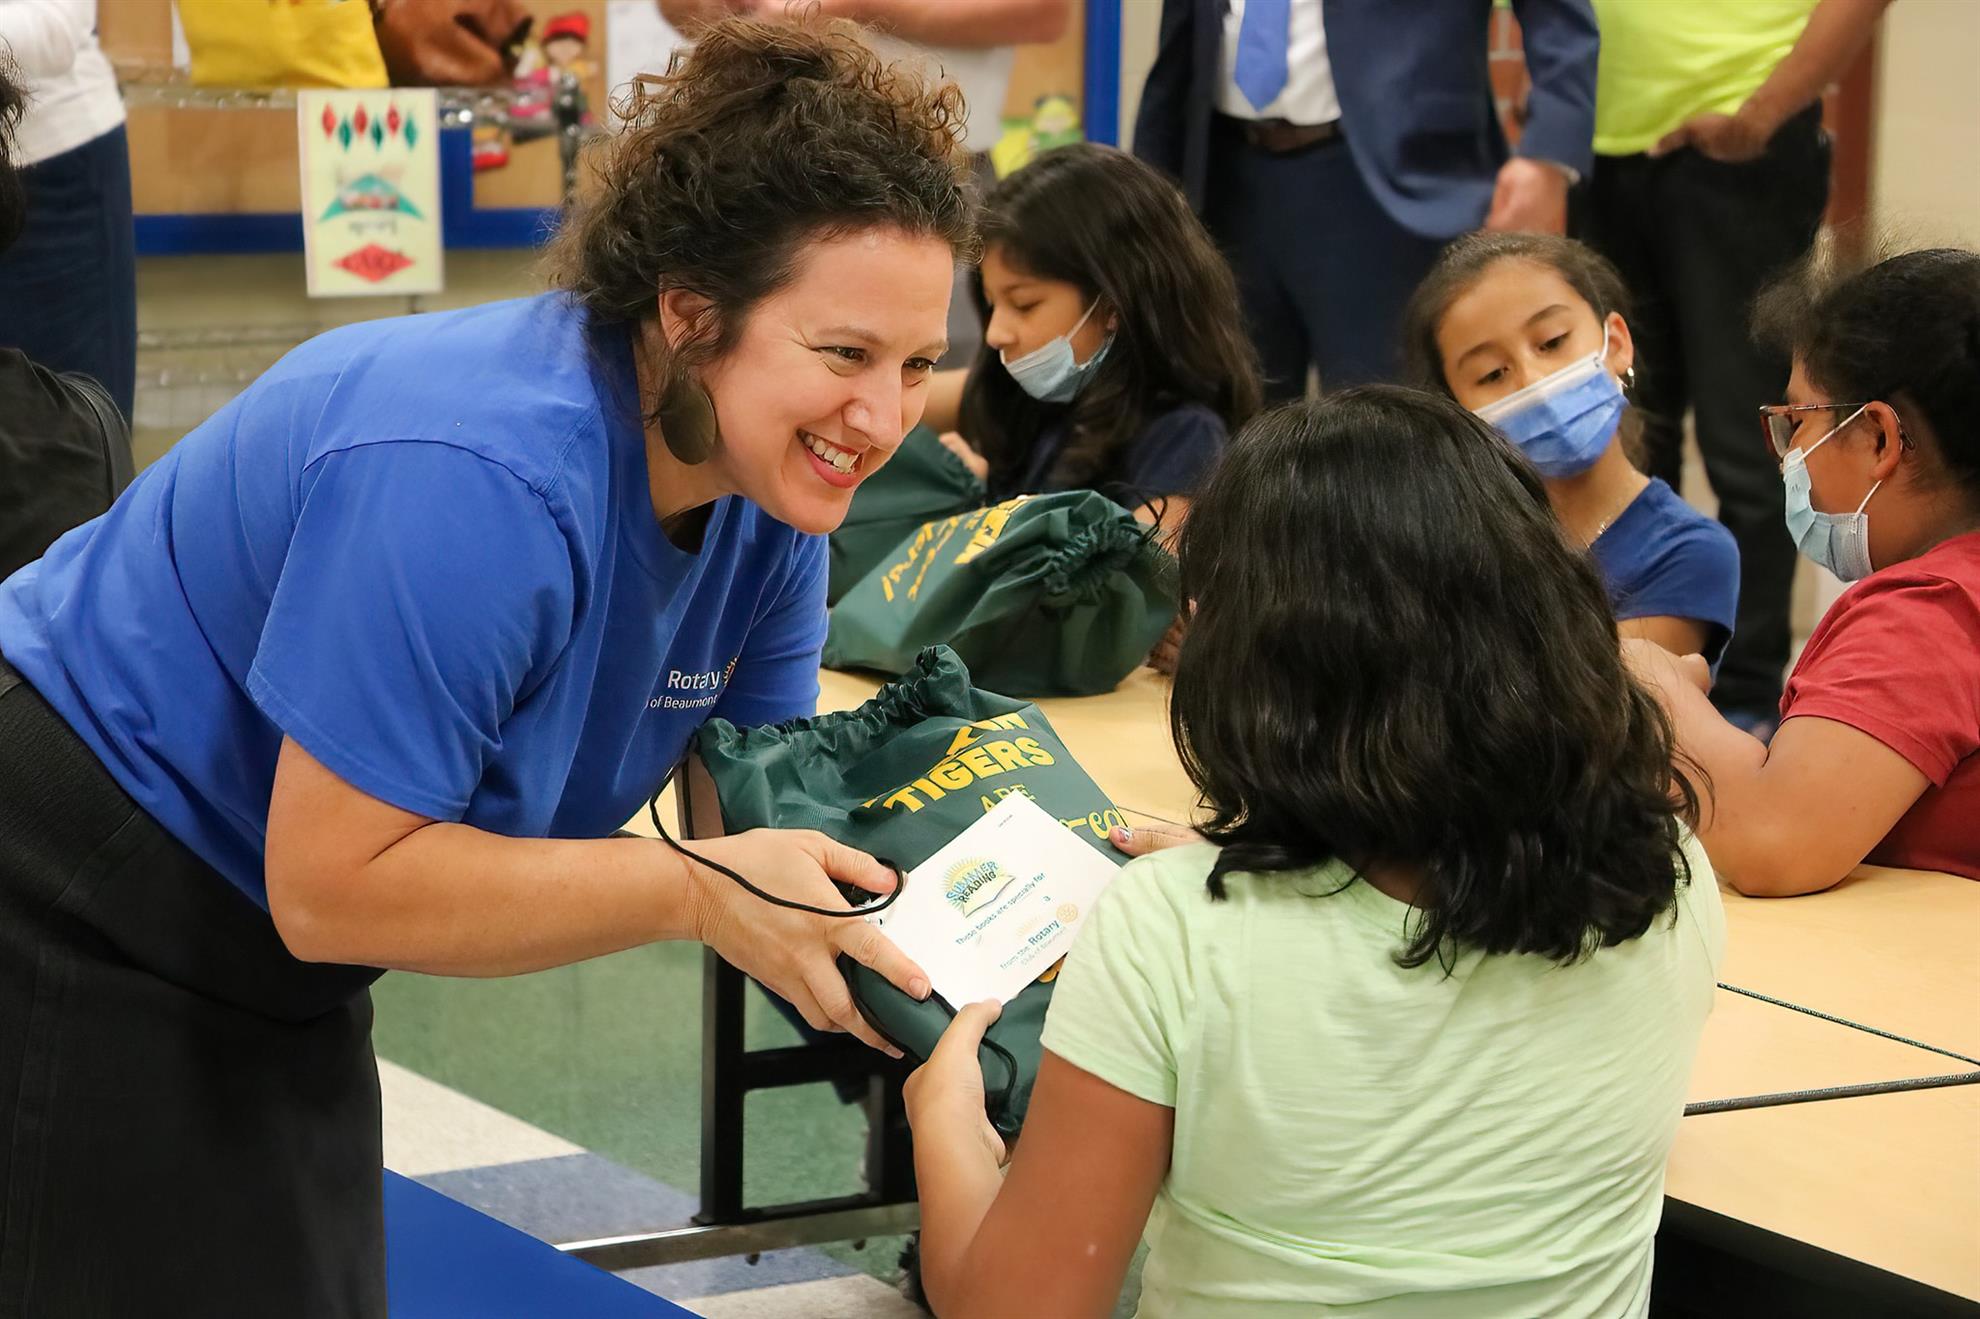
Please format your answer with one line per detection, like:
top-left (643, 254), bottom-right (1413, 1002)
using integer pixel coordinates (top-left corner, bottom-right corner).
top-left (135, 124), bottom-right (558, 257)
top-left (1083, 0), bottom-right (1123, 146)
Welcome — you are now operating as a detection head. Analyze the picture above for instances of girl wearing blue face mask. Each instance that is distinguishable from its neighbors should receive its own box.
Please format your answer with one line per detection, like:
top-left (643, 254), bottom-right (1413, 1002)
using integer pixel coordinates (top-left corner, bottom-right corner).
top-left (1404, 233), bottom-right (1740, 670)
top-left (919, 144), bottom-right (1260, 529)
top-left (1627, 248), bottom-right (1980, 895)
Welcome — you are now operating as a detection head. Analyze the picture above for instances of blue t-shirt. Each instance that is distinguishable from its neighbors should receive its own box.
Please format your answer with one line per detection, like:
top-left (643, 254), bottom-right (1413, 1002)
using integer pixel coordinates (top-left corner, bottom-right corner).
top-left (0, 294), bottom-right (825, 906)
top-left (999, 401), bottom-right (1227, 509)
top-left (1592, 477), bottom-right (1740, 670)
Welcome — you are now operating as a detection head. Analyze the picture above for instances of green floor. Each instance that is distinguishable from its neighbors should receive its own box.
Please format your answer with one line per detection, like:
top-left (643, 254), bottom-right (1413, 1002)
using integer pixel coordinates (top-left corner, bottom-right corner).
top-left (371, 941), bottom-right (907, 1279)
top-left (374, 945), bottom-right (1144, 1312)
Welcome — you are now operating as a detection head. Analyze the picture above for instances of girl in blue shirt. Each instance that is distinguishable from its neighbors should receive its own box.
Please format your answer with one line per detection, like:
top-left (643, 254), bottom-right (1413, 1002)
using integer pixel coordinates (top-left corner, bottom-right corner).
top-left (0, 22), bottom-right (967, 1315)
top-left (1403, 233), bottom-right (1740, 669)
top-left (921, 143), bottom-right (1261, 526)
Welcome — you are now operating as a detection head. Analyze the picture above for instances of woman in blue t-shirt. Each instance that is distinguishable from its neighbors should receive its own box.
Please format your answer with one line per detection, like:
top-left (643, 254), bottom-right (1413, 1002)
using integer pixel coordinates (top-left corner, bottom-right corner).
top-left (921, 143), bottom-right (1260, 527)
top-left (0, 23), bottom-right (966, 1315)
top-left (1403, 233), bottom-right (1740, 669)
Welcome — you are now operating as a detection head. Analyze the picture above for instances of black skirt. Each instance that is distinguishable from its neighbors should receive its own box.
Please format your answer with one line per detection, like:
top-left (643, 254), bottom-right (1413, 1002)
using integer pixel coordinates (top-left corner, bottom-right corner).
top-left (0, 661), bottom-right (387, 1318)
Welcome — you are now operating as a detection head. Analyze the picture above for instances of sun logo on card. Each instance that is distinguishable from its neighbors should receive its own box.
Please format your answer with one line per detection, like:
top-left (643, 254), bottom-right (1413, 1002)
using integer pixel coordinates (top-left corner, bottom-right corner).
top-left (943, 857), bottom-right (1016, 918)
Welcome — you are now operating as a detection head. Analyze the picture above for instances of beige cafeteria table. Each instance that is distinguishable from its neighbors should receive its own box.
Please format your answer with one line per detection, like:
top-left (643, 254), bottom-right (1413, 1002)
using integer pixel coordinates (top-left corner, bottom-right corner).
top-left (1664, 1084), bottom-right (1980, 1307)
top-left (1718, 865), bottom-right (1980, 1064)
top-left (660, 668), bottom-right (1979, 1304)
top-left (820, 665), bottom-right (1974, 1101)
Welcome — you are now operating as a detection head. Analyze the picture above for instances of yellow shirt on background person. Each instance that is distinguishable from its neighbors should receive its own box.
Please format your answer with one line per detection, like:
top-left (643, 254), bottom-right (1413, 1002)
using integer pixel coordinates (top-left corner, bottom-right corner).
top-left (1592, 0), bottom-right (1819, 156)
top-left (1040, 837), bottom-right (1723, 1317)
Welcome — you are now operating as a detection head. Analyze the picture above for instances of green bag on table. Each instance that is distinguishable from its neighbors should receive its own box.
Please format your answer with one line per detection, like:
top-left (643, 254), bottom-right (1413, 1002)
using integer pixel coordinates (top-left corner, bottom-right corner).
top-left (825, 490), bottom-right (1178, 698)
top-left (827, 426), bottom-right (986, 605)
top-left (693, 646), bottom-right (1130, 1135)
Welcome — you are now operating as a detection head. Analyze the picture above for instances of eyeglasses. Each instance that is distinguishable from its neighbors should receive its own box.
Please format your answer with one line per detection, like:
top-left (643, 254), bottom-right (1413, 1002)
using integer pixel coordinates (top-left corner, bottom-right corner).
top-left (1757, 402), bottom-right (1909, 465)
top-left (1758, 403), bottom-right (1858, 463)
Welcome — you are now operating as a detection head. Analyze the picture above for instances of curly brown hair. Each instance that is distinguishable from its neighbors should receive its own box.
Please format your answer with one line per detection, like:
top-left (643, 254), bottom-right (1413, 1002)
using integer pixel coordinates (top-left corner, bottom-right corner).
top-left (546, 15), bottom-right (976, 380)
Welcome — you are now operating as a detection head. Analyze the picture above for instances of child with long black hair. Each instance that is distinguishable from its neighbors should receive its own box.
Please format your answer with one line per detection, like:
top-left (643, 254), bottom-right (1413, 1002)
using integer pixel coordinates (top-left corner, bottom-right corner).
top-left (902, 388), bottom-right (1720, 1319)
top-left (923, 143), bottom-right (1260, 527)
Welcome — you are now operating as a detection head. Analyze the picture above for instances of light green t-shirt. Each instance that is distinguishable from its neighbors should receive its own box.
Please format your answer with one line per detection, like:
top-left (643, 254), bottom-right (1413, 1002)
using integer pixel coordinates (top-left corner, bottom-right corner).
top-left (1592, 0), bottom-right (1817, 156)
top-left (1039, 836), bottom-right (1724, 1318)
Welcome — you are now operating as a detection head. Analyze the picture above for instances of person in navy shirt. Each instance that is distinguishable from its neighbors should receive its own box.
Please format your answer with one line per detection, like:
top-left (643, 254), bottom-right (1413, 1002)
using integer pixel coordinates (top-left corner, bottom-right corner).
top-left (1405, 232), bottom-right (1740, 671)
top-left (0, 22), bottom-right (970, 1316)
top-left (919, 144), bottom-right (1261, 527)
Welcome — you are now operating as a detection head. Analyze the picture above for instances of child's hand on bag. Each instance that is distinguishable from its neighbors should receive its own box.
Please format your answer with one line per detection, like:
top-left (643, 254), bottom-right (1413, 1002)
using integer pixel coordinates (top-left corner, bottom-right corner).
top-left (685, 829), bottom-right (929, 1057)
top-left (937, 431), bottom-right (990, 481)
top-left (1109, 821), bottom-right (1202, 856)
top-left (905, 999), bottom-right (1009, 1167)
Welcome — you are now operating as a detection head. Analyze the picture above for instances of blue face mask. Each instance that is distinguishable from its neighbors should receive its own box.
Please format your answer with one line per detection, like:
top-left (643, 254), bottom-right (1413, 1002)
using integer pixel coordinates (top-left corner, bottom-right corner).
top-left (1001, 300), bottom-right (1112, 404)
top-left (1473, 330), bottom-right (1626, 479)
top-left (1783, 405), bottom-right (1880, 582)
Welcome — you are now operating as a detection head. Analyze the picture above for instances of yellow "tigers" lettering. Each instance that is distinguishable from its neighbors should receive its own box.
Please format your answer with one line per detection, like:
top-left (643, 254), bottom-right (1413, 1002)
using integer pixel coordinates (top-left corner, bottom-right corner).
top-left (862, 717), bottom-right (1058, 813)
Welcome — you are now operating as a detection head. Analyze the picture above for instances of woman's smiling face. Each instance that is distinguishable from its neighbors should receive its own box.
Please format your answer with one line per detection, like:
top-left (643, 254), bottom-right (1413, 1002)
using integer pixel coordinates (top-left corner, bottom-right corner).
top-left (692, 225), bottom-right (955, 535)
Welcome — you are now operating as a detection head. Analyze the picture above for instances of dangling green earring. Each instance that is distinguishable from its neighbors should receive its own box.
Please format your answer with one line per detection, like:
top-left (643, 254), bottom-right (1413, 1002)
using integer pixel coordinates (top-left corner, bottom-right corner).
top-left (656, 374), bottom-right (719, 466)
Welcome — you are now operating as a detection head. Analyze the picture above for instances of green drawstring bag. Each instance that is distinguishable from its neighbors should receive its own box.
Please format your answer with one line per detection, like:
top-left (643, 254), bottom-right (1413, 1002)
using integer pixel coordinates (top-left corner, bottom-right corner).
top-left (825, 490), bottom-right (1178, 698)
top-left (693, 646), bottom-right (1130, 1135)
top-left (827, 426), bottom-right (986, 605)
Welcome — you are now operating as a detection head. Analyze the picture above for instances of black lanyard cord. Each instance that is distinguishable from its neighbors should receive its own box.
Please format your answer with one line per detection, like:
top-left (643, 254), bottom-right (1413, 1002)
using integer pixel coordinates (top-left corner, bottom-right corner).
top-left (647, 792), bottom-right (1030, 1117)
top-left (645, 790), bottom-right (905, 920)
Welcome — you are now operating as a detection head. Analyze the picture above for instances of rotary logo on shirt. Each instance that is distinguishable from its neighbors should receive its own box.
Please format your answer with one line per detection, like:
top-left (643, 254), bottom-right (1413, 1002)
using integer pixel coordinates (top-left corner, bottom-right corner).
top-left (647, 655), bottom-right (739, 713)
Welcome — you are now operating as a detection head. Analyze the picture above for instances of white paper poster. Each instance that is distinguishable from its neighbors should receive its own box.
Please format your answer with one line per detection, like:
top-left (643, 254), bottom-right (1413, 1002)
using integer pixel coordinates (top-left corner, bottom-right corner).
top-left (297, 89), bottom-right (443, 298)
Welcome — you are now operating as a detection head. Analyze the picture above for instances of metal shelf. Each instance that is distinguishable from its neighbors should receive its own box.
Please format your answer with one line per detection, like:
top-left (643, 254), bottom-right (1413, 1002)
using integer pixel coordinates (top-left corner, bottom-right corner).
top-left (122, 69), bottom-right (560, 256)
top-left (116, 67), bottom-right (515, 124)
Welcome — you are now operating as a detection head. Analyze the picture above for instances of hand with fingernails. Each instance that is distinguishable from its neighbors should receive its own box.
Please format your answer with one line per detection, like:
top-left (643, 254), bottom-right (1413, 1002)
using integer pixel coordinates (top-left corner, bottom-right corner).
top-left (904, 999), bottom-right (1009, 1167)
top-left (937, 430), bottom-right (989, 481)
top-left (685, 828), bottom-right (929, 1056)
top-left (1108, 820), bottom-right (1202, 856)
top-left (1620, 635), bottom-right (1713, 699)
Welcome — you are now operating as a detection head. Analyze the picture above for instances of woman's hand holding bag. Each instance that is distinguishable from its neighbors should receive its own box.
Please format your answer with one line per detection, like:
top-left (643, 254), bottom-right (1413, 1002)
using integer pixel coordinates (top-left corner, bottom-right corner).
top-left (682, 828), bottom-right (931, 1057)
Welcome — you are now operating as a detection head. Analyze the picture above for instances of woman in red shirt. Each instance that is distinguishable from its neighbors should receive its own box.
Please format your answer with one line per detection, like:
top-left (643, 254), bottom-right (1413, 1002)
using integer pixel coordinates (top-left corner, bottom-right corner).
top-left (1629, 248), bottom-right (1980, 892)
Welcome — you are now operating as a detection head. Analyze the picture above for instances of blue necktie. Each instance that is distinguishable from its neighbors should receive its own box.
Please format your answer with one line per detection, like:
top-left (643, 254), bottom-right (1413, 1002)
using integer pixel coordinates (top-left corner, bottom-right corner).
top-left (1233, 0), bottom-right (1292, 113)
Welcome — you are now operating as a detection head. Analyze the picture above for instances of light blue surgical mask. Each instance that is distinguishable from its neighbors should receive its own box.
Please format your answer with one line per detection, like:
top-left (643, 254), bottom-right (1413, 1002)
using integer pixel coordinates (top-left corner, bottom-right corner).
top-left (1001, 300), bottom-right (1112, 404)
top-left (1473, 329), bottom-right (1626, 479)
top-left (1783, 405), bottom-right (1880, 581)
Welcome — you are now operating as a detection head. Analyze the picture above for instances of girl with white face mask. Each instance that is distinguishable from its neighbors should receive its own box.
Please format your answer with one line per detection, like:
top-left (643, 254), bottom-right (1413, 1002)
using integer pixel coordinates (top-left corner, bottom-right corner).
top-left (918, 144), bottom-right (1260, 535)
top-left (1404, 233), bottom-right (1741, 672)
top-left (1627, 248), bottom-right (1980, 896)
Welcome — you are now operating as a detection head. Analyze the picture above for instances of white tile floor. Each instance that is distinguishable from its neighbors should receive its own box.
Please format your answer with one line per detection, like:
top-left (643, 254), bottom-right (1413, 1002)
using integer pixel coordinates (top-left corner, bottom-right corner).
top-left (379, 1059), bottom-right (584, 1178)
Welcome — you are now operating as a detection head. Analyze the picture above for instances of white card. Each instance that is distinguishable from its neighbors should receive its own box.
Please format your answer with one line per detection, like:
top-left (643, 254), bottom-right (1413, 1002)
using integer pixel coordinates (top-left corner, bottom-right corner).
top-left (867, 793), bottom-right (1122, 1007)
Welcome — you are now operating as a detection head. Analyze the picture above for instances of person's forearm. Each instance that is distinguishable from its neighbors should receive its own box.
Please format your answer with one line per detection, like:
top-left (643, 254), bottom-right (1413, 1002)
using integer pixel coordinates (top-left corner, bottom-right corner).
top-left (1741, 0), bottom-right (1891, 136)
top-left (915, 1123), bottom-right (1007, 1315)
top-left (279, 826), bottom-right (703, 977)
top-left (816, 0), bottom-right (1070, 46)
top-left (1647, 676), bottom-right (1802, 891)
